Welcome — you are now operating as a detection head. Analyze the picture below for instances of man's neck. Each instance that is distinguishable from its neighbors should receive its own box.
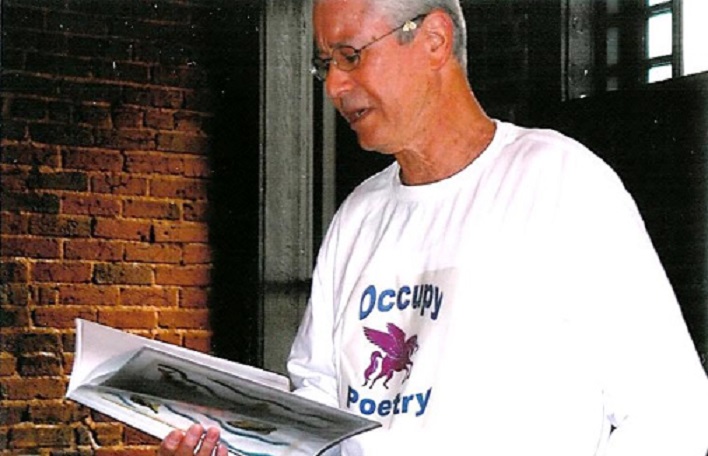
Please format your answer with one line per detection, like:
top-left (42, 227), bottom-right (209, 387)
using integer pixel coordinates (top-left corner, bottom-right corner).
top-left (394, 87), bottom-right (496, 186)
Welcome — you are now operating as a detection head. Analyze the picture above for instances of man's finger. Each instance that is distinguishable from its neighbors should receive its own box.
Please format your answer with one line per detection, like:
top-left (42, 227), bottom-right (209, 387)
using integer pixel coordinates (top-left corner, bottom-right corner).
top-left (158, 429), bottom-right (185, 456)
top-left (196, 426), bottom-right (222, 456)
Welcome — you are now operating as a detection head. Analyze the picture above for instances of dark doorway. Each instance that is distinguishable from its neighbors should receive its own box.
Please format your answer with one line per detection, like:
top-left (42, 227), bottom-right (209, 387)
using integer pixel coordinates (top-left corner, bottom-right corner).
top-left (203, 2), bottom-right (263, 366)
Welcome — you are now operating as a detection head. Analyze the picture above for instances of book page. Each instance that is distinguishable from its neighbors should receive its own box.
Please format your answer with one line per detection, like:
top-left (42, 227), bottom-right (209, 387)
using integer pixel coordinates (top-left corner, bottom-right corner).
top-left (66, 320), bottom-right (380, 456)
top-left (68, 319), bottom-right (289, 396)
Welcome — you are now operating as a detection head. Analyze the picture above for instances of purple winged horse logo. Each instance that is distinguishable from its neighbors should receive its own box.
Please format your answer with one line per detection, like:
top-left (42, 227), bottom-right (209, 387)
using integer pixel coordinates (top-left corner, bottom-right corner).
top-left (362, 323), bottom-right (419, 389)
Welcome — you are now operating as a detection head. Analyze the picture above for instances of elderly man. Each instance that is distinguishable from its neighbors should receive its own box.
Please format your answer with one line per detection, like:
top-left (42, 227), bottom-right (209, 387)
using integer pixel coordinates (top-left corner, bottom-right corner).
top-left (160, 0), bottom-right (708, 455)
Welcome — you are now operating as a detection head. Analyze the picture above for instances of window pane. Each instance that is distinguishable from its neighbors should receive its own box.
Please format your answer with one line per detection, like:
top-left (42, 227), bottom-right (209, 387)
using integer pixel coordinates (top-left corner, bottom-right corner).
top-left (607, 0), bottom-right (620, 15)
top-left (607, 27), bottom-right (619, 66)
top-left (607, 76), bottom-right (619, 91)
top-left (647, 12), bottom-right (672, 58)
top-left (683, 0), bottom-right (708, 75)
top-left (647, 0), bottom-right (670, 6)
top-left (648, 64), bottom-right (672, 82)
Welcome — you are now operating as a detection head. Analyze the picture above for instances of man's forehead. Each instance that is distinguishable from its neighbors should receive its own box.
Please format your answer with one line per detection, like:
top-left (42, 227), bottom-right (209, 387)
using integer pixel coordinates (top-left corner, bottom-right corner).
top-left (313, 0), bottom-right (378, 49)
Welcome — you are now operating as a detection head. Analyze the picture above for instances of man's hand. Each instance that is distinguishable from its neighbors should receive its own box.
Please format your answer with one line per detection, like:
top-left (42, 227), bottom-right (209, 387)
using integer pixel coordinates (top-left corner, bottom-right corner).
top-left (158, 424), bottom-right (228, 456)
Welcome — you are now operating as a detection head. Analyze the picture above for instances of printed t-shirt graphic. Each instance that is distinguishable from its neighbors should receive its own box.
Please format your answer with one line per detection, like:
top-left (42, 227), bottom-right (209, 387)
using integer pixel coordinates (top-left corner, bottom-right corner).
top-left (338, 268), bottom-right (456, 430)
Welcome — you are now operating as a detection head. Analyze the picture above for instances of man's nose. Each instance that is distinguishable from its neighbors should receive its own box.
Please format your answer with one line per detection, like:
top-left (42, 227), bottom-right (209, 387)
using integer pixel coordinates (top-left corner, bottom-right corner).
top-left (324, 64), bottom-right (354, 100)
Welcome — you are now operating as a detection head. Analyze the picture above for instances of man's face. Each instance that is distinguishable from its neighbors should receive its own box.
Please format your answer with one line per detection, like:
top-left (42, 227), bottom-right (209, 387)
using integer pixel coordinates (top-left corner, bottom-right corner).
top-left (313, 0), bottom-right (432, 154)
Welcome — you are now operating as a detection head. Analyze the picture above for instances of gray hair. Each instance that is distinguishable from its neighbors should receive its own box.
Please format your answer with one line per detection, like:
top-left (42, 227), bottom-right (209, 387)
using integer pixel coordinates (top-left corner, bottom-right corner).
top-left (366, 0), bottom-right (468, 71)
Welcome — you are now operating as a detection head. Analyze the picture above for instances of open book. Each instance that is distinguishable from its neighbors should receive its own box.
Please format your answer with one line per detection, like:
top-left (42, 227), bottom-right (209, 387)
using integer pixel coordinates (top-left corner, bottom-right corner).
top-left (66, 319), bottom-right (380, 456)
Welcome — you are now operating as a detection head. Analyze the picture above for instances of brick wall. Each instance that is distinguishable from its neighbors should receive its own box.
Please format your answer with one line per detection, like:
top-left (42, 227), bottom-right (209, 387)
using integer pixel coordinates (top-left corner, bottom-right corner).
top-left (0, 0), bottom-right (258, 454)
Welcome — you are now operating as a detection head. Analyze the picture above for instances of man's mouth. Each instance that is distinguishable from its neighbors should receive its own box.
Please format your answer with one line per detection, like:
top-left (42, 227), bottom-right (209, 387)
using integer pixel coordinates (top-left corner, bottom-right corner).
top-left (343, 108), bottom-right (369, 125)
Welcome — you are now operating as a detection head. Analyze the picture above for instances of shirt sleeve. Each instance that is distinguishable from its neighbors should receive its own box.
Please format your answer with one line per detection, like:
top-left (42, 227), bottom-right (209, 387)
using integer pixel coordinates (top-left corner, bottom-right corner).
top-left (287, 214), bottom-right (341, 410)
top-left (568, 160), bottom-right (708, 455)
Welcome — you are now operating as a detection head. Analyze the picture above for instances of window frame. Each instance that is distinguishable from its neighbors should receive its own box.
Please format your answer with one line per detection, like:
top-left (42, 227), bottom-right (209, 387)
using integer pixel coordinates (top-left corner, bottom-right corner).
top-left (563, 0), bottom-right (693, 99)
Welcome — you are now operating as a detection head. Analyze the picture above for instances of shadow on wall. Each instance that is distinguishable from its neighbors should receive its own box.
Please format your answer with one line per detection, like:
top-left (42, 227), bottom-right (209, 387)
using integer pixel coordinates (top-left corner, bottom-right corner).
top-left (197, 2), bottom-right (263, 366)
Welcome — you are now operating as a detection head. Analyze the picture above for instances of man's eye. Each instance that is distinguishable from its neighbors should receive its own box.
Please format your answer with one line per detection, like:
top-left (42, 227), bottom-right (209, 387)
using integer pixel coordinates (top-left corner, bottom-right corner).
top-left (343, 53), bottom-right (359, 64)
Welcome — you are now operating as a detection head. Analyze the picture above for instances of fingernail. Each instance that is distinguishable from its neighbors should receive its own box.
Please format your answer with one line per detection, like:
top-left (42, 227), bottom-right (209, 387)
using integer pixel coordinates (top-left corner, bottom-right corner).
top-left (164, 431), bottom-right (182, 450)
top-left (184, 425), bottom-right (203, 445)
top-left (204, 428), bottom-right (220, 443)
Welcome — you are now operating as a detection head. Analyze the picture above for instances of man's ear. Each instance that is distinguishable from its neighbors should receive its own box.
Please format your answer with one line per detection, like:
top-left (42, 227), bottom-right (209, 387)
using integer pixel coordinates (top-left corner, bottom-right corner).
top-left (420, 10), bottom-right (454, 70)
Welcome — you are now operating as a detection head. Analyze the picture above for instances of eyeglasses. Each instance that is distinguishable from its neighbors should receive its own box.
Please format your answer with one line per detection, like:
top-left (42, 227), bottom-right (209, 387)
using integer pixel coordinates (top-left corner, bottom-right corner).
top-left (311, 14), bottom-right (426, 81)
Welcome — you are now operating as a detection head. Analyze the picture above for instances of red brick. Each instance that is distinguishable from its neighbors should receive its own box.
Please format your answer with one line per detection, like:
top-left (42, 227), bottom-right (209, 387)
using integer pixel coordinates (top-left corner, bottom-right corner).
top-left (183, 156), bottom-right (210, 178)
top-left (124, 426), bottom-right (161, 445)
top-left (0, 260), bottom-right (29, 283)
top-left (9, 424), bottom-right (75, 448)
top-left (101, 60), bottom-right (150, 84)
top-left (145, 109), bottom-right (175, 130)
top-left (9, 97), bottom-right (46, 120)
top-left (62, 194), bottom-right (121, 217)
top-left (62, 332), bottom-right (76, 352)
top-left (0, 212), bottom-right (30, 234)
top-left (97, 308), bottom-right (157, 329)
top-left (10, 332), bottom-right (62, 354)
top-left (158, 309), bottom-right (209, 329)
top-left (64, 239), bottom-right (124, 261)
top-left (1, 144), bottom-right (60, 167)
top-left (182, 201), bottom-right (208, 222)
top-left (152, 89), bottom-right (183, 109)
top-left (155, 331), bottom-right (181, 345)
top-left (123, 199), bottom-right (180, 220)
top-left (30, 123), bottom-right (94, 147)
top-left (95, 128), bottom-right (155, 150)
top-left (63, 148), bottom-right (124, 172)
top-left (63, 352), bottom-right (75, 375)
top-left (0, 306), bottom-right (31, 327)
top-left (27, 171), bottom-right (88, 191)
top-left (75, 103), bottom-right (112, 127)
top-left (184, 332), bottom-right (211, 352)
top-left (31, 285), bottom-right (59, 306)
top-left (182, 243), bottom-right (211, 264)
top-left (91, 410), bottom-right (116, 423)
top-left (0, 353), bottom-right (17, 376)
top-left (0, 377), bottom-right (66, 400)
top-left (58, 284), bottom-right (119, 306)
top-left (3, 3), bottom-right (44, 29)
top-left (0, 169), bottom-right (29, 192)
top-left (156, 132), bottom-right (208, 154)
top-left (2, 119), bottom-right (27, 140)
top-left (1, 403), bottom-right (26, 425)
top-left (95, 449), bottom-right (157, 456)
top-left (120, 287), bottom-right (177, 307)
top-left (0, 236), bottom-right (61, 259)
top-left (94, 422), bottom-right (124, 446)
top-left (154, 265), bottom-right (210, 286)
top-left (29, 401), bottom-right (86, 423)
top-left (28, 215), bottom-right (92, 238)
top-left (174, 112), bottom-right (207, 132)
top-left (1, 191), bottom-right (61, 214)
top-left (150, 177), bottom-right (207, 200)
top-left (93, 218), bottom-right (152, 241)
top-left (112, 107), bottom-right (144, 128)
top-left (125, 151), bottom-right (183, 175)
top-left (49, 101), bottom-right (73, 123)
top-left (18, 352), bottom-right (63, 376)
top-left (91, 174), bottom-right (148, 196)
top-left (0, 283), bottom-right (29, 306)
top-left (153, 222), bottom-right (208, 243)
top-left (93, 263), bottom-right (153, 285)
top-left (180, 287), bottom-right (209, 308)
top-left (124, 243), bottom-right (181, 263)
top-left (33, 306), bottom-right (96, 328)
top-left (33, 262), bottom-right (92, 283)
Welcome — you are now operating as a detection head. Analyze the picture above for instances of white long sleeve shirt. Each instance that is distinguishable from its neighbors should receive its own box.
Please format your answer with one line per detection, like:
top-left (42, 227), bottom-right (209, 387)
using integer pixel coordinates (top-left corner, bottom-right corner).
top-left (288, 121), bottom-right (708, 455)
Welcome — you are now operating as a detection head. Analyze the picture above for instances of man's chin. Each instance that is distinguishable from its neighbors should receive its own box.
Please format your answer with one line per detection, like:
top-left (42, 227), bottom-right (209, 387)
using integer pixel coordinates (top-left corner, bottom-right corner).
top-left (355, 134), bottom-right (395, 156)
